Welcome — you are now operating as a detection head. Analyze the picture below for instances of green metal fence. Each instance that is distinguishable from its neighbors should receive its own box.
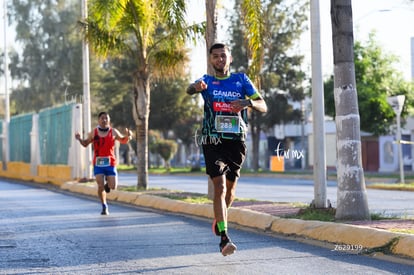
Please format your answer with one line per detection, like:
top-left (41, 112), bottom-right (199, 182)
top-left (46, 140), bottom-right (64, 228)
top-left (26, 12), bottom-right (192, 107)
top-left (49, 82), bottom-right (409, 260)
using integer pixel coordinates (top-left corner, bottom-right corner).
top-left (0, 122), bottom-right (3, 162)
top-left (9, 113), bottom-right (33, 162)
top-left (38, 104), bottom-right (73, 165)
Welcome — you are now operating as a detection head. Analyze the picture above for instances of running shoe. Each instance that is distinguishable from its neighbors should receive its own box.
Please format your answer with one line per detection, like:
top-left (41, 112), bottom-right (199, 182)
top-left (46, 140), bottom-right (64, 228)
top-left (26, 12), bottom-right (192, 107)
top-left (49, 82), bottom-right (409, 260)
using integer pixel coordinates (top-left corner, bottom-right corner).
top-left (104, 183), bottom-right (110, 193)
top-left (101, 206), bottom-right (109, 215)
top-left (219, 238), bottom-right (237, 256)
top-left (212, 219), bottom-right (220, 236)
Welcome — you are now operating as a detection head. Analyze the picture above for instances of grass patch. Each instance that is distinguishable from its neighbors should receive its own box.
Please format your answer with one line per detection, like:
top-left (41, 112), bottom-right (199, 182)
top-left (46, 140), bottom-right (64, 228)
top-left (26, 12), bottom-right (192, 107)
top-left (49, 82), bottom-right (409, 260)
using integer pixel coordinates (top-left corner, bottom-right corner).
top-left (156, 192), bottom-right (212, 204)
top-left (370, 212), bottom-right (400, 220)
top-left (149, 167), bottom-right (193, 174)
top-left (118, 186), bottom-right (168, 193)
top-left (286, 207), bottom-right (400, 222)
top-left (287, 207), bottom-right (336, 222)
top-left (117, 165), bottom-right (206, 174)
top-left (118, 185), bottom-right (141, 192)
top-left (117, 164), bottom-right (136, 172)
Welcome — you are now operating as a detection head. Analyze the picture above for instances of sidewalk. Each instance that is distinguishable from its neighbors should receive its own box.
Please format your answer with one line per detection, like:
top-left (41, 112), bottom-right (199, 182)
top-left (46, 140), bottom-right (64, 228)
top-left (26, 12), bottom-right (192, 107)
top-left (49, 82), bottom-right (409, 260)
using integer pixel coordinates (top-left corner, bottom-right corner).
top-left (61, 181), bottom-right (414, 262)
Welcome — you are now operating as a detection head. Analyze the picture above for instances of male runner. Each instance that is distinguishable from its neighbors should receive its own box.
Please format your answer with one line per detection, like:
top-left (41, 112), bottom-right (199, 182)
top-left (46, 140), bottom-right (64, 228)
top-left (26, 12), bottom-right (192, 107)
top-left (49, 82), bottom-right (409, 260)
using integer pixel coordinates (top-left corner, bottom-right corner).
top-left (75, 112), bottom-right (133, 215)
top-left (187, 43), bottom-right (267, 256)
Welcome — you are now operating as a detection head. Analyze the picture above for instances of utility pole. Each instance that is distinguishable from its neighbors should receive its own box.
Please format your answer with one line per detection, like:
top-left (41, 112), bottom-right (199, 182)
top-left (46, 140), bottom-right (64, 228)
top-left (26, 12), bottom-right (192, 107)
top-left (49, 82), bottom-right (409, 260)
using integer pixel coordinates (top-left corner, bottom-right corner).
top-left (2, 0), bottom-right (10, 170)
top-left (387, 95), bottom-right (405, 184)
top-left (82, 0), bottom-right (92, 179)
top-left (310, 0), bottom-right (327, 208)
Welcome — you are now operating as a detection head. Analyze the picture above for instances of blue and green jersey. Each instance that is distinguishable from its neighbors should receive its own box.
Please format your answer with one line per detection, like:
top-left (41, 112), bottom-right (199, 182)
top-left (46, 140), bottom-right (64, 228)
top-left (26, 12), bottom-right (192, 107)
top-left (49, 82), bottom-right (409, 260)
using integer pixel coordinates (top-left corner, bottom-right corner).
top-left (197, 72), bottom-right (260, 141)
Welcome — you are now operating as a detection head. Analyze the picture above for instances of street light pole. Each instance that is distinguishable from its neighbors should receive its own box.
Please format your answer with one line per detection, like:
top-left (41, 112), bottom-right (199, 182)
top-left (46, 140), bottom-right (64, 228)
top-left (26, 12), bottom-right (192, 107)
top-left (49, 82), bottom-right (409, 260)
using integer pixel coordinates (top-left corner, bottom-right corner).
top-left (82, 0), bottom-right (92, 179)
top-left (310, 0), bottom-right (327, 208)
top-left (2, 0), bottom-right (10, 171)
top-left (396, 111), bottom-right (404, 184)
top-left (387, 95), bottom-right (405, 184)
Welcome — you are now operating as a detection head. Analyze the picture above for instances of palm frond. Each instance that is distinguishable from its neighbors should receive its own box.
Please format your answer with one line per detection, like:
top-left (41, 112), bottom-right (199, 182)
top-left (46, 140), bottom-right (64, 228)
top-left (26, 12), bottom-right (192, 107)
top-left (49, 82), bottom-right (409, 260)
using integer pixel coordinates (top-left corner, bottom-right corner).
top-left (157, 0), bottom-right (187, 31)
top-left (151, 48), bottom-right (189, 79)
top-left (85, 0), bottom-right (204, 76)
top-left (79, 20), bottom-right (128, 57)
top-left (241, 0), bottom-right (266, 87)
top-left (89, 0), bottom-right (129, 29)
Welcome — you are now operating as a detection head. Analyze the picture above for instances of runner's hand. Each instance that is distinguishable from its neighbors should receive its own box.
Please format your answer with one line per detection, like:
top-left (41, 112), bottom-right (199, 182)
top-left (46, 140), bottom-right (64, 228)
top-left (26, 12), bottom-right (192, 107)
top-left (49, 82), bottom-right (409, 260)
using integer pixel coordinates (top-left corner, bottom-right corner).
top-left (194, 80), bottom-right (207, 92)
top-left (230, 99), bottom-right (251, 113)
top-left (125, 128), bottom-right (133, 139)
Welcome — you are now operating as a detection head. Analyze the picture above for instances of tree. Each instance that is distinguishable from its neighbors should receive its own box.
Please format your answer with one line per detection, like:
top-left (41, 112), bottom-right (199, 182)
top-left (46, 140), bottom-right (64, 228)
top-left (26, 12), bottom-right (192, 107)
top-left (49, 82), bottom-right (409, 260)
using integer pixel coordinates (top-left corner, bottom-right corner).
top-left (148, 129), bottom-right (163, 167)
top-left (330, 0), bottom-right (370, 220)
top-left (150, 77), bottom-right (203, 165)
top-left (89, 55), bottom-right (202, 164)
top-left (7, 0), bottom-right (105, 114)
top-left (156, 139), bottom-right (178, 170)
top-left (238, 0), bottom-right (266, 172)
top-left (205, 0), bottom-right (217, 74)
top-left (324, 32), bottom-right (414, 136)
top-left (149, 78), bottom-right (199, 138)
top-left (147, 130), bottom-right (177, 170)
top-left (94, 58), bottom-right (136, 128)
top-left (83, 0), bottom-right (204, 189)
top-left (204, 0), bottom-right (218, 198)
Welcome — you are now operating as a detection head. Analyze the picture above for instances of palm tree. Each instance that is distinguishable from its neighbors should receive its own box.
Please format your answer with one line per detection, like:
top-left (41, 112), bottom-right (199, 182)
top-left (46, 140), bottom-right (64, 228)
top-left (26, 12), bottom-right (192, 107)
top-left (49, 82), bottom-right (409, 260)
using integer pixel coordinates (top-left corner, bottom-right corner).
top-left (239, 0), bottom-right (265, 172)
top-left (81, 0), bottom-right (204, 189)
top-left (205, 0), bottom-right (217, 74)
top-left (205, 0), bottom-right (217, 199)
top-left (330, 0), bottom-right (370, 220)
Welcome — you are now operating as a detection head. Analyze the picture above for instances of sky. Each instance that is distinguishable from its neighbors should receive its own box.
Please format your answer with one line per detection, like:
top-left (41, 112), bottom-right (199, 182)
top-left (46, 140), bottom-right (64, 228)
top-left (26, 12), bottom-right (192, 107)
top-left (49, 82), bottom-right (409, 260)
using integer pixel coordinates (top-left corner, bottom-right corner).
top-left (186, 0), bottom-right (414, 81)
top-left (1, 0), bottom-right (414, 86)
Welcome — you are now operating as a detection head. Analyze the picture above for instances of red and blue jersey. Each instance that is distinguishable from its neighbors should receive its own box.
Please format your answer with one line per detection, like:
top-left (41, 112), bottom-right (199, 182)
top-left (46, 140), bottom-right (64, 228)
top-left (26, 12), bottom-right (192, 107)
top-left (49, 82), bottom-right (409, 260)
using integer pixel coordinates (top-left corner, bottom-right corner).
top-left (93, 128), bottom-right (117, 166)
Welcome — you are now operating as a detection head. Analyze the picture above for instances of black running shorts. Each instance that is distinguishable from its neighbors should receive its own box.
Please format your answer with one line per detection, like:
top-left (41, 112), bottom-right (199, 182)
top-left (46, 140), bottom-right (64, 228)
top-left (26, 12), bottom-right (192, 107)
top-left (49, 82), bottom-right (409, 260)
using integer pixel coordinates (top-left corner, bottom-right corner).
top-left (202, 139), bottom-right (246, 182)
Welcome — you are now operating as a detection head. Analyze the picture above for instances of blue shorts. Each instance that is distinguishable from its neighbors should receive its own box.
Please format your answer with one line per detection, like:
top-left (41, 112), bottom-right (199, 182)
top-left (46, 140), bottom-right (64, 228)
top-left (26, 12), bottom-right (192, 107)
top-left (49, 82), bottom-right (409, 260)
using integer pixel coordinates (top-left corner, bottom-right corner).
top-left (94, 166), bottom-right (117, 177)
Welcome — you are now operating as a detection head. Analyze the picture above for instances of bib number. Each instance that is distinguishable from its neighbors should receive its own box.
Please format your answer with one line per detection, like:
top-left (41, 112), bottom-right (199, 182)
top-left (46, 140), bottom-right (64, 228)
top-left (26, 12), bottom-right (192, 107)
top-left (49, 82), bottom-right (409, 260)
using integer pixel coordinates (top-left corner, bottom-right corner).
top-left (96, 157), bottom-right (110, 167)
top-left (215, 115), bottom-right (240, 133)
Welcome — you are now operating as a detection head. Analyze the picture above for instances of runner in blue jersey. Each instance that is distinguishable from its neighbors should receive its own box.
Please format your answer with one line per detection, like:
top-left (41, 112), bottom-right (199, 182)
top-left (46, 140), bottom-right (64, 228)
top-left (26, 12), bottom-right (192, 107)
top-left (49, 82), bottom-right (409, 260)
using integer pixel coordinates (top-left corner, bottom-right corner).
top-left (198, 73), bottom-right (256, 141)
top-left (187, 43), bottom-right (267, 256)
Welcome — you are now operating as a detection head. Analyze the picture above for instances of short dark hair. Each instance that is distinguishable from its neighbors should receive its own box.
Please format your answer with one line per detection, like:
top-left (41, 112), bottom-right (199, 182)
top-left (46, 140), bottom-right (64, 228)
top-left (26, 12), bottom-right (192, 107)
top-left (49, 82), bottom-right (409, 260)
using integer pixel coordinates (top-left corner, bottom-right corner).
top-left (98, 112), bottom-right (108, 118)
top-left (209, 43), bottom-right (230, 54)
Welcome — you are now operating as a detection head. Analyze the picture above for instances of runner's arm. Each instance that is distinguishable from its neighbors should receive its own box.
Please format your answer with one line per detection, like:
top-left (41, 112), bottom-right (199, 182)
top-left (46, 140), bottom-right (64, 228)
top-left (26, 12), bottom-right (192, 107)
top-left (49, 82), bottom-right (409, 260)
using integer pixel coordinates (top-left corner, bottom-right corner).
top-left (114, 128), bottom-right (133, 144)
top-left (186, 80), bottom-right (207, 95)
top-left (75, 131), bottom-right (93, 147)
top-left (230, 94), bottom-right (268, 113)
top-left (248, 94), bottom-right (268, 113)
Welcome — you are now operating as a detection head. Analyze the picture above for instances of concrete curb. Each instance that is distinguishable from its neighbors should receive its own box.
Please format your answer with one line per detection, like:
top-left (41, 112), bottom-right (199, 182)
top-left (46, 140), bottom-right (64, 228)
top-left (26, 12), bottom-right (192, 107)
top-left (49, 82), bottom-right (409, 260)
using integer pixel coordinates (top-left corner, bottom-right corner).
top-left (61, 182), bottom-right (414, 260)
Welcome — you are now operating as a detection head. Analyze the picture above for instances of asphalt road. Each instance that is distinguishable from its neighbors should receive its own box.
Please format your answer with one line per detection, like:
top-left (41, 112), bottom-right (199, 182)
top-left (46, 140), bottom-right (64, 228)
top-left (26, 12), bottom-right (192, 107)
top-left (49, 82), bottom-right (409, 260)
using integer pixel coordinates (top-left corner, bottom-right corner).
top-left (1, 179), bottom-right (413, 274)
top-left (119, 173), bottom-right (414, 218)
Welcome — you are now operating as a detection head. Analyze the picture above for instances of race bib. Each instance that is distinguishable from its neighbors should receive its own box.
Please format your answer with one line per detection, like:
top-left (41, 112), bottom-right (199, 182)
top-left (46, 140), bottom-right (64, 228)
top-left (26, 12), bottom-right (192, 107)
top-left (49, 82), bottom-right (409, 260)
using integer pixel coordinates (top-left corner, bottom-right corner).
top-left (96, 157), bottom-right (110, 167)
top-left (215, 115), bottom-right (240, 133)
